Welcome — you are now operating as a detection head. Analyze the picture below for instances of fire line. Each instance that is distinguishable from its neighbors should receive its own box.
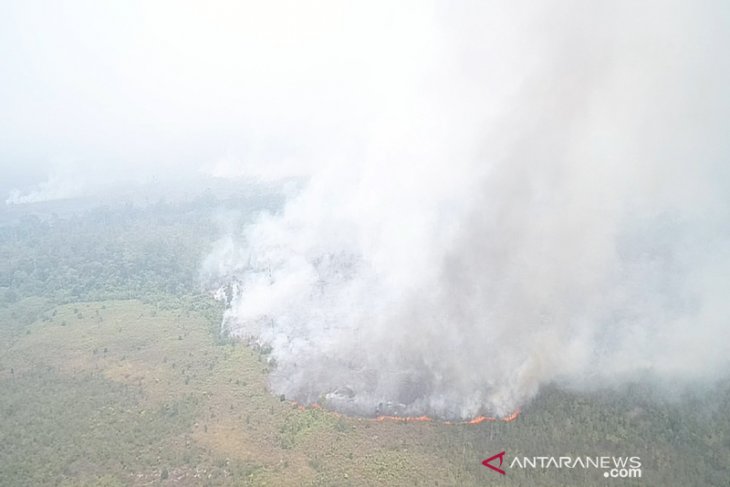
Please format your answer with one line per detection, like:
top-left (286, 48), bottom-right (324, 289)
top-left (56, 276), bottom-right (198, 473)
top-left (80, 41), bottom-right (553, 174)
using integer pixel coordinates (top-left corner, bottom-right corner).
top-left (293, 401), bottom-right (521, 425)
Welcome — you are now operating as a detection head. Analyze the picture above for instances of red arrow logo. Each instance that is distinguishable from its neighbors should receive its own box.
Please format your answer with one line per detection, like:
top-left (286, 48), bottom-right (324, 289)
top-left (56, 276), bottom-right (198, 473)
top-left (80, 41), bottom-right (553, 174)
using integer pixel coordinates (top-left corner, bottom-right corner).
top-left (482, 451), bottom-right (506, 475)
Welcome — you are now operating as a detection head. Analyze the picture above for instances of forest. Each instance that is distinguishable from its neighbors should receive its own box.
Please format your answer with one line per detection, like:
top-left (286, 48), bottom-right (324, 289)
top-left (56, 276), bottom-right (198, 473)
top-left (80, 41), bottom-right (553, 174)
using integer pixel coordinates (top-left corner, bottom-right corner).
top-left (1, 195), bottom-right (728, 486)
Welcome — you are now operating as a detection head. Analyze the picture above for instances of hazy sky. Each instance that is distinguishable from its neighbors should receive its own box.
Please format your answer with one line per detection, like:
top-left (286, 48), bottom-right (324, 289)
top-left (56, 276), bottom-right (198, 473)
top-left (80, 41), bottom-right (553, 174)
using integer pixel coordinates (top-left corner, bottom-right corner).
top-left (2, 0), bottom-right (447, 200)
top-left (3, 1), bottom-right (728, 202)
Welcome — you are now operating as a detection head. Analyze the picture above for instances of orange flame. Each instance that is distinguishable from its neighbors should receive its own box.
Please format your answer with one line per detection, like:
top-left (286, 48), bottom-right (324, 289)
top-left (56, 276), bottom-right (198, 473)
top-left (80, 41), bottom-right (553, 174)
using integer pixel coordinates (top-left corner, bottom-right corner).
top-left (501, 408), bottom-right (521, 422)
top-left (294, 401), bottom-right (521, 425)
top-left (467, 416), bottom-right (495, 424)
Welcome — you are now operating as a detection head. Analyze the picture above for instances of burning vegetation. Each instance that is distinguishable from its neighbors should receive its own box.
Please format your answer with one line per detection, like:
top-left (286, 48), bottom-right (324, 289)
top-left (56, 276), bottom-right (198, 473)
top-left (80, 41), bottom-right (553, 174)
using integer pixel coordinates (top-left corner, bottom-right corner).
top-left (293, 400), bottom-right (521, 425)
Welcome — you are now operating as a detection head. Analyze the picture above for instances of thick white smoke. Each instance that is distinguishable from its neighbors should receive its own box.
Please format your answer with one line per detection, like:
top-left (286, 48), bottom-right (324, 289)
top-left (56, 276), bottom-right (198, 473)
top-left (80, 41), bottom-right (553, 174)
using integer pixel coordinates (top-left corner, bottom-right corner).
top-left (204, 1), bottom-right (730, 420)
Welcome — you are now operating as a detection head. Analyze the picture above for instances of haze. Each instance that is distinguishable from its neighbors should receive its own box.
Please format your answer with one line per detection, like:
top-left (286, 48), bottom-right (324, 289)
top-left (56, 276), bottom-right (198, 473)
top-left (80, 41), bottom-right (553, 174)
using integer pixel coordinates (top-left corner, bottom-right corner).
top-left (3, 1), bottom-right (730, 419)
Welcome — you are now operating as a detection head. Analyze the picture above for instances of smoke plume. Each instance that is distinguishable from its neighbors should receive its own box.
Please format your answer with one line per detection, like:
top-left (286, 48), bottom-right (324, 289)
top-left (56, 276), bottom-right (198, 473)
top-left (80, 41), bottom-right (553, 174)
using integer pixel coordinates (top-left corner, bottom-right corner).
top-left (204, 1), bottom-right (730, 420)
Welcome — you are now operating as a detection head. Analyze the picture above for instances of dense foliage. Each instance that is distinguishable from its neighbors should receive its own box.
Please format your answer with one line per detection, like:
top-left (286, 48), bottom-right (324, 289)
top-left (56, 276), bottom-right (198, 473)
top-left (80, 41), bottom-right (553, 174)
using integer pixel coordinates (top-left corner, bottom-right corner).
top-left (1, 198), bottom-right (227, 303)
top-left (0, 196), bottom-right (728, 486)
